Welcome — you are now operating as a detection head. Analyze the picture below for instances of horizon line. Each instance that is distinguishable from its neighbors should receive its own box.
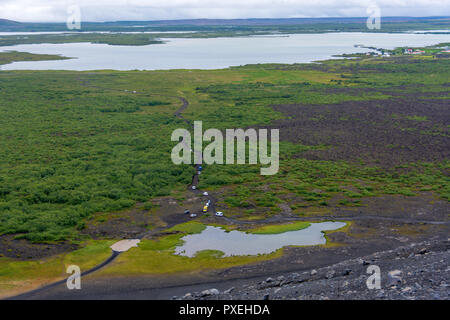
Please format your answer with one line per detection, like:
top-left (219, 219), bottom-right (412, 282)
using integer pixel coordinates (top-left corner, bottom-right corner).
top-left (3, 15), bottom-right (450, 24)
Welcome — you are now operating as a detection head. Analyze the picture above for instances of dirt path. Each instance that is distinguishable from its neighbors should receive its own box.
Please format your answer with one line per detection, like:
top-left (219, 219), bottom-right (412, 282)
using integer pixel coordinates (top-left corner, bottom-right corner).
top-left (8, 79), bottom-right (217, 299)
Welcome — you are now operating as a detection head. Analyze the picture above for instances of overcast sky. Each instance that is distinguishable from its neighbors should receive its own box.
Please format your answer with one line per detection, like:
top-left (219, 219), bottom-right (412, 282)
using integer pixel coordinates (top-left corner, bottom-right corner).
top-left (1, 0), bottom-right (450, 23)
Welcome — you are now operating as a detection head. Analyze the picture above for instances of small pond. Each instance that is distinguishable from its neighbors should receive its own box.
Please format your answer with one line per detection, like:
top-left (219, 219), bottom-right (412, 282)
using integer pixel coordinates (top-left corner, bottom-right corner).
top-left (174, 221), bottom-right (346, 257)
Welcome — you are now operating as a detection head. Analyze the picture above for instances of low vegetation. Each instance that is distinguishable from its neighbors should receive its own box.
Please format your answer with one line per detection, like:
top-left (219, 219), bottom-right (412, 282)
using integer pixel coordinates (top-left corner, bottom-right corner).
top-left (0, 51), bottom-right (69, 66)
top-left (0, 240), bottom-right (114, 298)
top-left (246, 221), bottom-right (311, 234)
top-left (0, 46), bottom-right (448, 243)
top-left (0, 33), bottom-right (163, 47)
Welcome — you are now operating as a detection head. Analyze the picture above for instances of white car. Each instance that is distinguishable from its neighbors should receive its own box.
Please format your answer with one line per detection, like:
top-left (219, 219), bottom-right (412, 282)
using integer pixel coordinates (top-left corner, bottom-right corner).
top-left (203, 192), bottom-right (208, 196)
top-left (192, 186), bottom-right (196, 190)
top-left (190, 213), bottom-right (197, 218)
top-left (215, 212), bottom-right (223, 217)
top-left (206, 200), bottom-right (211, 207)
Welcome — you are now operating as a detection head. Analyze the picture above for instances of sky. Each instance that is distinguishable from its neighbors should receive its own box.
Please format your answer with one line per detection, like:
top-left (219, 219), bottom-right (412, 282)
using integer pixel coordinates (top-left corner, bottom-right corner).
top-left (1, 0), bottom-right (450, 23)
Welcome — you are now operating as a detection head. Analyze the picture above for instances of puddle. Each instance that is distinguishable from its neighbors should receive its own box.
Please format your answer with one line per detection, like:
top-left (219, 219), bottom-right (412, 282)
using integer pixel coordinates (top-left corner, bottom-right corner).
top-left (174, 222), bottom-right (346, 257)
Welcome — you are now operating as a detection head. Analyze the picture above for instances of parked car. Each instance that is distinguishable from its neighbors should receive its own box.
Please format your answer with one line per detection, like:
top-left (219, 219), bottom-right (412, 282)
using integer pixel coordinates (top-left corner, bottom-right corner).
top-left (215, 212), bottom-right (223, 217)
top-left (203, 191), bottom-right (208, 196)
top-left (184, 210), bottom-right (190, 215)
top-left (190, 213), bottom-right (197, 218)
top-left (202, 206), bottom-right (208, 213)
top-left (192, 185), bottom-right (196, 190)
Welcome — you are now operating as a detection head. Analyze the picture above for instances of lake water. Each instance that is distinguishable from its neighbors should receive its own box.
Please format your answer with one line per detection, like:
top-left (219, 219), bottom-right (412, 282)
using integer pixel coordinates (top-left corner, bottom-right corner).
top-left (174, 221), bottom-right (347, 257)
top-left (0, 32), bottom-right (449, 70)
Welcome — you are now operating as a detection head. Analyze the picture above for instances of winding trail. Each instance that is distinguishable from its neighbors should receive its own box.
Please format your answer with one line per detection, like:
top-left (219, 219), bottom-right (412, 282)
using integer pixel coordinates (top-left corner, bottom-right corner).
top-left (11, 251), bottom-right (120, 299)
top-left (78, 77), bottom-right (215, 214)
top-left (9, 79), bottom-right (216, 299)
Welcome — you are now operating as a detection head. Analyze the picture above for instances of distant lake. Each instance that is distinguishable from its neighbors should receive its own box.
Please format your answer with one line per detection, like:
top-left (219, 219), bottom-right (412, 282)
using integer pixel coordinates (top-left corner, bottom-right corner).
top-left (1, 32), bottom-right (449, 70)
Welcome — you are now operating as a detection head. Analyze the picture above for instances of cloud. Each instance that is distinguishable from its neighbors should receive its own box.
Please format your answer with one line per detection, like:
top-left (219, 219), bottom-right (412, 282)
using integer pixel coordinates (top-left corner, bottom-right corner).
top-left (0, 0), bottom-right (449, 22)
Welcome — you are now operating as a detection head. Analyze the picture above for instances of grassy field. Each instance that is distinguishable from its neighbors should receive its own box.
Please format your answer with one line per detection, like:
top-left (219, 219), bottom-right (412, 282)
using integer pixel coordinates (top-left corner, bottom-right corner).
top-left (0, 48), bottom-right (448, 295)
top-left (246, 221), bottom-right (311, 234)
top-left (0, 48), bottom-right (448, 242)
top-left (167, 220), bottom-right (311, 235)
top-left (0, 240), bottom-right (113, 298)
top-left (97, 221), bottom-right (288, 276)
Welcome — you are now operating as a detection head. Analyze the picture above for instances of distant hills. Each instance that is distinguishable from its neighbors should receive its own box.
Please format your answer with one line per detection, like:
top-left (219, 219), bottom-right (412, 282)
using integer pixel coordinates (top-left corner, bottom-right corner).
top-left (0, 18), bottom-right (22, 26)
top-left (0, 16), bottom-right (449, 32)
top-left (112, 16), bottom-right (450, 26)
